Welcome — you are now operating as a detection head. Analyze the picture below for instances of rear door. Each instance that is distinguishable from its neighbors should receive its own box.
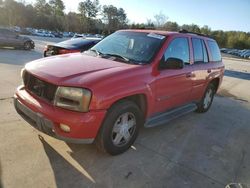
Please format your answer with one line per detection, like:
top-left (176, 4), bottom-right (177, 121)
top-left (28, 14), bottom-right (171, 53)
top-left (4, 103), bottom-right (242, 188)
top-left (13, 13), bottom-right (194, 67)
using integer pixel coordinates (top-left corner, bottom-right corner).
top-left (154, 37), bottom-right (193, 114)
top-left (190, 38), bottom-right (212, 101)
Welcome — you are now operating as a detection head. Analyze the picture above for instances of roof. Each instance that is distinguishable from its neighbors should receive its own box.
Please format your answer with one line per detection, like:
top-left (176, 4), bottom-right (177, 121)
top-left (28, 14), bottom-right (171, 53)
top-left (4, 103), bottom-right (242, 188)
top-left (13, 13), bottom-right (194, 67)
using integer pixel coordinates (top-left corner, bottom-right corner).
top-left (119, 29), bottom-right (214, 40)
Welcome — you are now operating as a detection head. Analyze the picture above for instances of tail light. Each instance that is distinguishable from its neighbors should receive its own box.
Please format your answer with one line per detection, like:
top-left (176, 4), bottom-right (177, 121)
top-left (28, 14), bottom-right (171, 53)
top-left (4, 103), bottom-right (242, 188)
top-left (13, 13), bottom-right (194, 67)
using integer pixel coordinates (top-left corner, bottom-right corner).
top-left (58, 49), bottom-right (81, 54)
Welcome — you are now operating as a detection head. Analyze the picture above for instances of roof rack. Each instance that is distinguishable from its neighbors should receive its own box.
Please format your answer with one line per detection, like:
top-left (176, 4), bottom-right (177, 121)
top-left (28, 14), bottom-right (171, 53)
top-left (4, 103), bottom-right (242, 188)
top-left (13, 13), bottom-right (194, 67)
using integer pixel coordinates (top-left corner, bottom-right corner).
top-left (179, 29), bottom-right (210, 37)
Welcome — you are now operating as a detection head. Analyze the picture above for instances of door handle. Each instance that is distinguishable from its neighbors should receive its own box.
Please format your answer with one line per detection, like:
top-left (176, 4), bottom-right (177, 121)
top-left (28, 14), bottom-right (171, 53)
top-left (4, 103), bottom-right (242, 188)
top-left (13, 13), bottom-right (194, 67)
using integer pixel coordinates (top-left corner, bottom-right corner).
top-left (207, 69), bottom-right (211, 73)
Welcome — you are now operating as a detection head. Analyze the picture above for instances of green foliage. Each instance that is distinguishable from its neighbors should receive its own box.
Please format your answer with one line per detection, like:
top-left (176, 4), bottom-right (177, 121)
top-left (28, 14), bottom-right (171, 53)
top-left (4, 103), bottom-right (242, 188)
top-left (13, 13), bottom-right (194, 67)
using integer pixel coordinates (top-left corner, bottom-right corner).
top-left (102, 5), bottom-right (127, 34)
top-left (78, 0), bottom-right (99, 18)
top-left (49, 0), bottom-right (65, 16)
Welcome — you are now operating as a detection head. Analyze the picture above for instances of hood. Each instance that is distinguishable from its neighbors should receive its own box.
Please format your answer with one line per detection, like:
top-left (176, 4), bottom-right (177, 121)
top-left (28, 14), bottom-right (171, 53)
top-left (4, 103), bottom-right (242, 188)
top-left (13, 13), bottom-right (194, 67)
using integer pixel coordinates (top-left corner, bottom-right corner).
top-left (25, 53), bottom-right (133, 86)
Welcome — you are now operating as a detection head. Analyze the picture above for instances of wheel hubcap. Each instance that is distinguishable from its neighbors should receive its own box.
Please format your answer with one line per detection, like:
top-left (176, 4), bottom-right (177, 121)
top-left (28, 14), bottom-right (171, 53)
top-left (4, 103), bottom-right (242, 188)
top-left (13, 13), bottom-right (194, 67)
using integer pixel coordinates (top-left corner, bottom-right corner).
top-left (204, 88), bottom-right (213, 109)
top-left (25, 43), bottom-right (30, 49)
top-left (112, 112), bottom-right (136, 146)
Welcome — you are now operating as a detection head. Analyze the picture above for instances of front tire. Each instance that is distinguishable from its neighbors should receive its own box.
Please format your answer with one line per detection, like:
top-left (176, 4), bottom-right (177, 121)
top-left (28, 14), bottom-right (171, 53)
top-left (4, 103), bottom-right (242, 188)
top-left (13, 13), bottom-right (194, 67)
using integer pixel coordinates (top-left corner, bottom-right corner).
top-left (95, 100), bottom-right (144, 155)
top-left (196, 83), bottom-right (216, 113)
top-left (23, 41), bottom-right (32, 50)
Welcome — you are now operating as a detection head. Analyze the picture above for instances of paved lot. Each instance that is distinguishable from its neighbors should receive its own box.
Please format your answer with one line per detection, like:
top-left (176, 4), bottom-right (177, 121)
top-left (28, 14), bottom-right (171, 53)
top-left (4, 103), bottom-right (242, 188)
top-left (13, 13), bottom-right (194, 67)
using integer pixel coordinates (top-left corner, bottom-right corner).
top-left (0, 36), bottom-right (250, 188)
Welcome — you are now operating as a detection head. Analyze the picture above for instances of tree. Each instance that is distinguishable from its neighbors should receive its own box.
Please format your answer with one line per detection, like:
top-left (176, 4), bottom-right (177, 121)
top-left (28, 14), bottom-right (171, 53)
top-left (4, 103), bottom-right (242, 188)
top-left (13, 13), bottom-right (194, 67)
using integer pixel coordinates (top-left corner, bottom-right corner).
top-left (49, 0), bottom-right (65, 16)
top-left (163, 21), bottom-right (179, 31)
top-left (200, 25), bottom-right (211, 35)
top-left (78, 0), bottom-right (99, 18)
top-left (102, 5), bottom-right (127, 33)
top-left (35, 0), bottom-right (51, 15)
top-left (78, 0), bottom-right (100, 32)
top-left (154, 11), bottom-right (167, 28)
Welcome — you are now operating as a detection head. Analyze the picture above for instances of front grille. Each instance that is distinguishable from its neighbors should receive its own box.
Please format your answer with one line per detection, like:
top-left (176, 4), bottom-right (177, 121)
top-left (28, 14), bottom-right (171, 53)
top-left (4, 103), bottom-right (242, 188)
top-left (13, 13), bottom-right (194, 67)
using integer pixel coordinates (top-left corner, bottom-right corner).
top-left (24, 72), bottom-right (57, 102)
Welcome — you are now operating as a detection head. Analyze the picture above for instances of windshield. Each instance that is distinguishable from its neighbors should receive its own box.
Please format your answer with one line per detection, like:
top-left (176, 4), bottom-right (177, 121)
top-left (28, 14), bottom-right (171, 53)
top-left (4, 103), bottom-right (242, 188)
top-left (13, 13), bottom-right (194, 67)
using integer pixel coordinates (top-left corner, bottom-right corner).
top-left (90, 31), bottom-right (166, 64)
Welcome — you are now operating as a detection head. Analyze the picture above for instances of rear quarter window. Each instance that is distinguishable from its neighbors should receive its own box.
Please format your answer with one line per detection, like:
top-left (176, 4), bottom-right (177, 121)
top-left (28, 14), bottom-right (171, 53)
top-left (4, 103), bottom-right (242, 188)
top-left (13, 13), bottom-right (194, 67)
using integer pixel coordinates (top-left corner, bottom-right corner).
top-left (207, 41), bottom-right (221, 62)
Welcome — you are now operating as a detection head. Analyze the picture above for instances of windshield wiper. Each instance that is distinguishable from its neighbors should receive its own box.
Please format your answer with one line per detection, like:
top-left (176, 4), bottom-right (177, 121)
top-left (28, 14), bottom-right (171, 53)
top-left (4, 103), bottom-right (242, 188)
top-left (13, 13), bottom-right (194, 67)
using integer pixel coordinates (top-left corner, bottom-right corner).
top-left (89, 49), bottom-right (103, 56)
top-left (103, 53), bottom-right (130, 62)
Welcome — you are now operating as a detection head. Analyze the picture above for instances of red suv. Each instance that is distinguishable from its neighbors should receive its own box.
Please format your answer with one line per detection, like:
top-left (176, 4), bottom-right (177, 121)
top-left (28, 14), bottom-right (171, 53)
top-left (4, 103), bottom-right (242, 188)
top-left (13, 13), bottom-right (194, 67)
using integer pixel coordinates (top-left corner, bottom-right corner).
top-left (14, 30), bottom-right (224, 155)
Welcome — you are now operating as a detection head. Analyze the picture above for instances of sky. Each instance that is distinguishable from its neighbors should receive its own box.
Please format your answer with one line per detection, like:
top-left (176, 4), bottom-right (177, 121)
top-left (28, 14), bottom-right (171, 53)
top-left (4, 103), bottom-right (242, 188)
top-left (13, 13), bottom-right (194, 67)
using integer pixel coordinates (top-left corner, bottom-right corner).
top-left (25, 0), bottom-right (250, 32)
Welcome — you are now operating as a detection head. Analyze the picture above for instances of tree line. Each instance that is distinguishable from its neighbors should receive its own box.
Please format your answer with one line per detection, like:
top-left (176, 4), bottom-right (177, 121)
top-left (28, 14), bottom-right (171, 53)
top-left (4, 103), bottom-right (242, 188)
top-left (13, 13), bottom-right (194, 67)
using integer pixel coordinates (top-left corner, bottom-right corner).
top-left (0, 0), bottom-right (249, 49)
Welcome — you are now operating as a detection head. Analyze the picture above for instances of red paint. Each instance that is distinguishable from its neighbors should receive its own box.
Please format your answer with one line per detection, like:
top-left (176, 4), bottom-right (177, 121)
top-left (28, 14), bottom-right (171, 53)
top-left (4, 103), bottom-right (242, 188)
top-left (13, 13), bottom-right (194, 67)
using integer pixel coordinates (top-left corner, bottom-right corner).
top-left (15, 30), bottom-right (224, 141)
top-left (58, 49), bottom-right (81, 54)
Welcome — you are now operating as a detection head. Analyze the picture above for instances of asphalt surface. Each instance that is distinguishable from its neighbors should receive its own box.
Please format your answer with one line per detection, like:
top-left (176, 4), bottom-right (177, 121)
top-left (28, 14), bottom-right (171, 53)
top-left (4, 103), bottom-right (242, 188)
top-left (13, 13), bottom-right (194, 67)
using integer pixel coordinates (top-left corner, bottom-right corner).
top-left (0, 36), bottom-right (250, 188)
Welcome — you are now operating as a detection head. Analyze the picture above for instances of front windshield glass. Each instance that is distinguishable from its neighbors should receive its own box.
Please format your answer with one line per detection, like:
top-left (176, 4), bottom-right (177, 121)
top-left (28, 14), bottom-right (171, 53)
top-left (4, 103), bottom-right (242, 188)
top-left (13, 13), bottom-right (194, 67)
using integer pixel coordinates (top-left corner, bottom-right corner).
top-left (90, 31), bottom-right (166, 64)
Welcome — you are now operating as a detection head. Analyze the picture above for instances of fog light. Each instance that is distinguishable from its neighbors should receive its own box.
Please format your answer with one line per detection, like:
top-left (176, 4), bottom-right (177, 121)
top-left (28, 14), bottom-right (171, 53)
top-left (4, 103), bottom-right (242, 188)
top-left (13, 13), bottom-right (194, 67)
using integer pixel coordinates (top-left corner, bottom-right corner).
top-left (60, 124), bottom-right (70, 133)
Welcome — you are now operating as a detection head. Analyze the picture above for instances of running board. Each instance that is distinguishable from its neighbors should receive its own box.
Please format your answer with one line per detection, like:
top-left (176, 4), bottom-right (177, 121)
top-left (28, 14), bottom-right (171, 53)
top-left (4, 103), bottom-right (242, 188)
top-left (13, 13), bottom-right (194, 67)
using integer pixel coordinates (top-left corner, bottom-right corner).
top-left (144, 103), bottom-right (197, 128)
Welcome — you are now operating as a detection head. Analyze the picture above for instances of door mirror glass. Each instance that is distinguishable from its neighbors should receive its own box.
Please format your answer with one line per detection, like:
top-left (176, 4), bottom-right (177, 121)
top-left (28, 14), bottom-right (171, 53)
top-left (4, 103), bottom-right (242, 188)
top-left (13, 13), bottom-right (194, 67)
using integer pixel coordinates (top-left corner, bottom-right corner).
top-left (160, 57), bottom-right (184, 69)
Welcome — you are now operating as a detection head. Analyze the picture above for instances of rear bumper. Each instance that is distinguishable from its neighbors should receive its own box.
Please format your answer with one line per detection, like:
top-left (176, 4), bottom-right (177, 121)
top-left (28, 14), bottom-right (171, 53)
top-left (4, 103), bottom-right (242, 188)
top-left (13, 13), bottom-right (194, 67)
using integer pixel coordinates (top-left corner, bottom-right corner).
top-left (14, 86), bottom-right (106, 144)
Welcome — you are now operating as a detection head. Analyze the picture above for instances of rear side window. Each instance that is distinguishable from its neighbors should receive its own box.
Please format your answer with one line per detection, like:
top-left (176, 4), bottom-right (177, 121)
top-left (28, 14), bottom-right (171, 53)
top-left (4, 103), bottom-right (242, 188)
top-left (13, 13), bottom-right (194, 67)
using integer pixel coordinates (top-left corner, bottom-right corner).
top-left (192, 38), bottom-right (203, 63)
top-left (208, 41), bottom-right (221, 62)
top-left (163, 37), bottom-right (190, 64)
top-left (192, 38), bottom-right (209, 63)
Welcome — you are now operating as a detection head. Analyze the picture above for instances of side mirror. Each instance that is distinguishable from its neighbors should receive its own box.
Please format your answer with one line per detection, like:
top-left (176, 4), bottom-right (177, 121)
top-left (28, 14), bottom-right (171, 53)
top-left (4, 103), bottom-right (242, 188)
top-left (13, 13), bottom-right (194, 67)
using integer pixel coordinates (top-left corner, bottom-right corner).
top-left (160, 57), bottom-right (184, 69)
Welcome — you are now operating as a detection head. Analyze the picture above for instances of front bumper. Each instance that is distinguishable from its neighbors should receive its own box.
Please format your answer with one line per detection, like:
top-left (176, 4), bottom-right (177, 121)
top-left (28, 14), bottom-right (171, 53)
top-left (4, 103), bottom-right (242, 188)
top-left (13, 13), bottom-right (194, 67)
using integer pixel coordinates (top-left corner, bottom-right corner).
top-left (14, 86), bottom-right (106, 144)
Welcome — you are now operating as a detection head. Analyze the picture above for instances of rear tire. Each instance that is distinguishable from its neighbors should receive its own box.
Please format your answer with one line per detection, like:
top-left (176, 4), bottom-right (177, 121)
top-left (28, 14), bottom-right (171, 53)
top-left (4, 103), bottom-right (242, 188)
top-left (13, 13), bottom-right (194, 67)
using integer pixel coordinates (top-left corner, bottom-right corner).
top-left (196, 83), bottom-right (216, 113)
top-left (95, 100), bottom-right (144, 155)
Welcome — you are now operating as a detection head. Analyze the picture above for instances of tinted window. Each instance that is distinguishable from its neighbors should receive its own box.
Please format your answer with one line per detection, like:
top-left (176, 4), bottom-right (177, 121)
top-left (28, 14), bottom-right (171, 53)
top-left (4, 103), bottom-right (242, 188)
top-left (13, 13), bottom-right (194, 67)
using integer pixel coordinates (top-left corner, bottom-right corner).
top-left (202, 41), bottom-right (208, 63)
top-left (163, 37), bottom-right (189, 64)
top-left (192, 38), bottom-right (203, 63)
top-left (92, 31), bottom-right (165, 64)
top-left (208, 41), bottom-right (221, 62)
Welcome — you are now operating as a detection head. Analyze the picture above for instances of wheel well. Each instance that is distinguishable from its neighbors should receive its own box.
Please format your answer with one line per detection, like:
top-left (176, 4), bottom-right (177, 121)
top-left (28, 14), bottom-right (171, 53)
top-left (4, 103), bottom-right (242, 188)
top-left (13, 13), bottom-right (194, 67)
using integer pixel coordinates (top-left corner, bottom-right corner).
top-left (210, 78), bottom-right (220, 92)
top-left (111, 94), bottom-right (147, 117)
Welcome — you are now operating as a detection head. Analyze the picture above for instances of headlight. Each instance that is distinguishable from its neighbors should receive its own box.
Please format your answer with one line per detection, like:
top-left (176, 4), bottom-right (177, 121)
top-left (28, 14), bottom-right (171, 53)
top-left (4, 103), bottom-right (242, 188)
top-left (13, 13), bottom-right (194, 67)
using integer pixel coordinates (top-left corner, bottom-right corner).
top-left (21, 68), bottom-right (26, 85)
top-left (21, 68), bottom-right (26, 79)
top-left (54, 87), bottom-right (91, 112)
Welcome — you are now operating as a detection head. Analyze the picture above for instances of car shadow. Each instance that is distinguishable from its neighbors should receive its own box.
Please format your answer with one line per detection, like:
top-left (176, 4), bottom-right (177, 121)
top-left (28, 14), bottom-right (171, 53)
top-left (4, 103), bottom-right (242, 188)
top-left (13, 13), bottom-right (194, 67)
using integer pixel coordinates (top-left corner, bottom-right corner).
top-left (38, 135), bottom-right (95, 188)
top-left (224, 69), bottom-right (250, 80)
top-left (37, 96), bottom-right (250, 187)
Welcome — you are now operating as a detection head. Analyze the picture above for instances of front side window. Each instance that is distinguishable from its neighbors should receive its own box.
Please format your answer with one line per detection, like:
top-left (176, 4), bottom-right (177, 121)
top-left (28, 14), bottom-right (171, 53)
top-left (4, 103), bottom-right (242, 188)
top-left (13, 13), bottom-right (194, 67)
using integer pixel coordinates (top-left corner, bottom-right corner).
top-left (208, 40), bottom-right (222, 62)
top-left (90, 31), bottom-right (165, 64)
top-left (163, 37), bottom-right (190, 64)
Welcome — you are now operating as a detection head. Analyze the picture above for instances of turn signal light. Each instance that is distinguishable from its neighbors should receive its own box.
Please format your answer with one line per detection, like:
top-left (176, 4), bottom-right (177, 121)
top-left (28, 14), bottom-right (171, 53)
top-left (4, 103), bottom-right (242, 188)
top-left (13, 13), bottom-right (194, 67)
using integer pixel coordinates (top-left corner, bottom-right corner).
top-left (59, 124), bottom-right (71, 133)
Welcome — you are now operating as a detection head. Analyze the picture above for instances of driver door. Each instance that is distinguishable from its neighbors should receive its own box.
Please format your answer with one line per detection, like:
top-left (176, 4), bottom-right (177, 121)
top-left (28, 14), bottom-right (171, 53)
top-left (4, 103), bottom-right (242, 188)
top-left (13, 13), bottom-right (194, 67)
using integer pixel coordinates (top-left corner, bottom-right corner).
top-left (154, 37), bottom-right (193, 114)
top-left (5, 30), bottom-right (22, 47)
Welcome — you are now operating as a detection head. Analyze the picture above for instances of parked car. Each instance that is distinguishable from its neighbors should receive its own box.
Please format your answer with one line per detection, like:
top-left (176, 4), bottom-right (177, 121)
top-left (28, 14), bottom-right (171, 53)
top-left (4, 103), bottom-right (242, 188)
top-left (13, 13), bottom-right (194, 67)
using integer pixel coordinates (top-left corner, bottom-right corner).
top-left (72, 33), bottom-right (85, 39)
top-left (0, 28), bottom-right (34, 50)
top-left (14, 30), bottom-right (224, 155)
top-left (52, 32), bottom-right (63, 38)
top-left (18, 28), bottom-right (33, 35)
top-left (63, 32), bottom-right (74, 38)
top-left (44, 37), bottom-right (101, 57)
top-left (242, 51), bottom-right (250, 58)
